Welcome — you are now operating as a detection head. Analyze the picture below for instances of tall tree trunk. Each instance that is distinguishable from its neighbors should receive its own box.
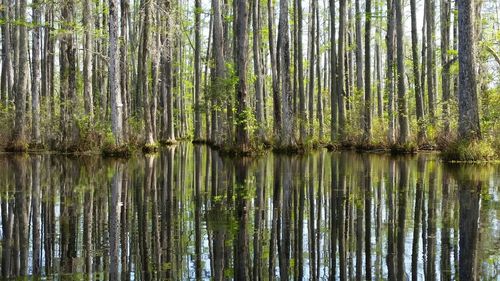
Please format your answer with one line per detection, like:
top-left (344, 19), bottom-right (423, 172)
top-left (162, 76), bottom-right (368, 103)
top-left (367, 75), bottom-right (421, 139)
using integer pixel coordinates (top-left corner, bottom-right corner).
top-left (396, 0), bottom-right (410, 144)
top-left (278, 0), bottom-right (295, 148)
top-left (386, 0), bottom-right (396, 143)
top-left (161, 0), bottom-right (176, 143)
top-left (212, 0), bottom-right (226, 146)
top-left (9, 0), bottom-right (28, 150)
top-left (411, 0), bottom-right (426, 144)
top-left (355, 0), bottom-right (363, 95)
top-left (441, 0), bottom-right (452, 134)
top-left (109, 0), bottom-right (124, 145)
top-left (307, 0), bottom-right (315, 137)
top-left (457, 0), bottom-right (481, 140)
top-left (1, 0), bottom-right (12, 106)
top-left (31, 0), bottom-right (41, 145)
top-left (139, 0), bottom-right (155, 146)
top-left (120, 0), bottom-right (130, 140)
top-left (83, 0), bottom-right (94, 121)
top-left (330, 0), bottom-right (338, 141)
top-left (252, 0), bottom-right (265, 140)
top-left (337, 0), bottom-right (347, 140)
top-left (194, 0), bottom-right (202, 141)
top-left (316, 2), bottom-right (323, 140)
top-left (363, 0), bottom-right (372, 142)
top-left (375, 1), bottom-right (383, 119)
top-left (235, 0), bottom-right (250, 149)
top-left (268, 0), bottom-right (281, 139)
top-left (426, 0), bottom-right (437, 124)
top-left (296, 0), bottom-right (306, 143)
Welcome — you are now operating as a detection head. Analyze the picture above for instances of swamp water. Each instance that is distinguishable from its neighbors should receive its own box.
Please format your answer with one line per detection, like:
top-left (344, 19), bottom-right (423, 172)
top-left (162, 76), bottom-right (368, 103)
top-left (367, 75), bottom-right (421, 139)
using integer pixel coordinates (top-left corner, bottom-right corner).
top-left (0, 144), bottom-right (499, 280)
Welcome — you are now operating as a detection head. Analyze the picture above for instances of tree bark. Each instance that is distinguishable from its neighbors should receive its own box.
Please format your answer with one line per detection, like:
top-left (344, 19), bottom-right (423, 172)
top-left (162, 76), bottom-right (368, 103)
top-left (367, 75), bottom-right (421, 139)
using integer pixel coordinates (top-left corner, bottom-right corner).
top-left (268, 0), bottom-right (281, 139)
top-left (83, 0), bottom-right (94, 121)
top-left (338, 0), bottom-right (347, 139)
top-left (411, 0), bottom-right (426, 143)
top-left (1, 0), bottom-right (12, 105)
top-left (296, 0), bottom-right (306, 142)
top-left (457, 0), bottom-right (481, 140)
top-left (235, 0), bottom-right (250, 149)
top-left (109, 0), bottom-right (124, 145)
top-left (386, 0), bottom-right (396, 143)
top-left (441, 0), bottom-right (452, 134)
top-left (278, 0), bottom-right (295, 148)
top-left (363, 0), bottom-right (372, 142)
top-left (396, 0), bottom-right (410, 144)
top-left (252, 0), bottom-right (265, 140)
top-left (31, 0), bottom-right (42, 145)
top-left (426, 0), bottom-right (437, 124)
top-left (212, 0), bottom-right (226, 145)
top-left (194, 0), bottom-right (202, 141)
top-left (307, 0), bottom-right (315, 137)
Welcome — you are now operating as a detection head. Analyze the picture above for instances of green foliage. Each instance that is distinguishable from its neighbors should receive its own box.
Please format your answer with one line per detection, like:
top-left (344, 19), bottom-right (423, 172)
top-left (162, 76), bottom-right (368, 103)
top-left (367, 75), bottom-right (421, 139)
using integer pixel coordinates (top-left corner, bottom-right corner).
top-left (441, 139), bottom-right (497, 162)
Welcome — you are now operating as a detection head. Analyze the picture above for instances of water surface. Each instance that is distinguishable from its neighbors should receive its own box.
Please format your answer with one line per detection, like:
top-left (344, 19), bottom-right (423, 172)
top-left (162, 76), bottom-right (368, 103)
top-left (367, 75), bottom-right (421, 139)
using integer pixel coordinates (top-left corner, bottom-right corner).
top-left (1, 144), bottom-right (499, 280)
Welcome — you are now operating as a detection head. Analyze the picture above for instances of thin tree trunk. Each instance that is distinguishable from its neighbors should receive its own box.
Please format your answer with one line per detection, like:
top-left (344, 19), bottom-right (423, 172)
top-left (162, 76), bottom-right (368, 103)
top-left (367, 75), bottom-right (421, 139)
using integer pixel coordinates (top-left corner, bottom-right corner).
top-left (441, 0), bottom-right (452, 134)
top-left (235, 0), bottom-right (250, 149)
top-left (308, 0), bottom-right (316, 137)
top-left (386, 0), bottom-right (396, 143)
top-left (1, 0), bottom-right (12, 106)
top-left (252, 0), bottom-right (265, 140)
top-left (212, 0), bottom-right (226, 146)
top-left (84, 0), bottom-right (94, 121)
top-left (355, 0), bottom-right (363, 94)
top-left (426, 0), bottom-right (437, 124)
top-left (194, 0), bottom-right (202, 141)
top-left (330, 0), bottom-right (338, 141)
top-left (411, 0), bottom-right (426, 143)
top-left (363, 0), bottom-right (372, 142)
top-left (296, 0), bottom-right (306, 142)
top-left (109, 0), bottom-right (124, 145)
top-left (31, 0), bottom-right (41, 145)
top-left (396, 0), bottom-right (410, 144)
top-left (120, 0), bottom-right (130, 140)
top-left (316, 2), bottom-right (324, 140)
top-left (268, 0), bottom-right (281, 139)
top-left (338, 0), bottom-right (347, 139)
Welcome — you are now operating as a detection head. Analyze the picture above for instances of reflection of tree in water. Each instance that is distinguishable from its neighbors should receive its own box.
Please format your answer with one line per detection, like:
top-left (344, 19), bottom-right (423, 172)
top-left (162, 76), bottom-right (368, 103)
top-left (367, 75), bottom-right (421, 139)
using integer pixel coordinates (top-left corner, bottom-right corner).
top-left (0, 147), bottom-right (497, 280)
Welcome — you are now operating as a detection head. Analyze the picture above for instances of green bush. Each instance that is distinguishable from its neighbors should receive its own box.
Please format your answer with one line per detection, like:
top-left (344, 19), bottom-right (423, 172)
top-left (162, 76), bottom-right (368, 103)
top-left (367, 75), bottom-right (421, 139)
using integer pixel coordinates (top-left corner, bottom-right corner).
top-left (441, 139), bottom-right (497, 162)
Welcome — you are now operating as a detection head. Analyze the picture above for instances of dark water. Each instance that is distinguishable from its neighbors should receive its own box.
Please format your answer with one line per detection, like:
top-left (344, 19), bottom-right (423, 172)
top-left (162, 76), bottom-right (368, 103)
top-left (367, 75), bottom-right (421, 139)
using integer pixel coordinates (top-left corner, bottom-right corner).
top-left (0, 144), bottom-right (499, 280)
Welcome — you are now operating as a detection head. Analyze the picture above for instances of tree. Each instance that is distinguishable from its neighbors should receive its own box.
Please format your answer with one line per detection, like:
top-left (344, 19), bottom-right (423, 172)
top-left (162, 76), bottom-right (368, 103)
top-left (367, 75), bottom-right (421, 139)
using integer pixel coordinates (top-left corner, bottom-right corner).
top-left (426, 0), bottom-right (437, 124)
top-left (194, 0), bottom-right (202, 141)
top-left (9, 0), bottom-right (29, 150)
top-left (296, 0), bottom-right (306, 143)
top-left (411, 0), bottom-right (426, 143)
top-left (457, 0), bottom-right (481, 140)
top-left (252, 0), bottom-right (265, 140)
top-left (307, 0), bottom-right (316, 137)
top-left (329, 0), bottom-right (338, 141)
top-left (337, 0), bottom-right (347, 139)
top-left (109, 0), bottom-right (124, 145)
top-left (386, 0), bottom-right (396, 144)
top-left (396, 0), bottom-right (410, 144)
top-left (278, 0), bottom-right (295, 148)
top-left (1, 0), bottom-right (12, 105)
top-left (32, 0), bottom-right (42, 146)
top-left (268, 0), bottom-right (281, 139)
top-left (211, 0), bottom-right (226, 145)
top-left (83, 0), bottom-right (94, 121)
top-left (235, 0), bottom-right (250, 150)
top-left (363, 0), bottom-right (372, 142)
top-left (441, 0), bottom-right (452, 134)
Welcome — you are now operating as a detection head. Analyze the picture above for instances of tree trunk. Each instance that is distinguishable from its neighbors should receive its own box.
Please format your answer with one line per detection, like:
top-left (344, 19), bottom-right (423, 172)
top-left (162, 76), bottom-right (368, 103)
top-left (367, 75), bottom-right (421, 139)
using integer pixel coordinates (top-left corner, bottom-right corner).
top-left (278, 0), bottom-right (295, 148)
top-left (457, 0), bottom-right (481, 140)
top-left (83, 0), bottom-right (94, 121)
top-left (120, 0), bottom-right (130, 140)
top-left (212, 0), bottom-right (226, 146)
top-left (235, 0), bottom-right (250, 149)
top-left (411, 0), bottom-right (426, 143)
top-left (316, 3), bottom-right (324, 140)
top-left (252, 0), bottom-right (265, 140)
top-left (296, 0), bottom-right (306, 143)
top-left (441, 0), bottom-right (452, 134)
top-left (337, 0), bottom-right (347, 140)
top-left (139, 0), bottom-right (155, 146)
top-left (194, 0), bottom-right (202, 141)
top-left (307, 0), bottom-right (315, 138)
top-left (330, 0), bottom-right (338, 141)
top-left (109, 0), bottom-right (124, 145)
top-left (363, 0), bottom-right (372, 142)
top-left (1, 0), bottom-right (11, 106)
top-left (268, 0), bottom-right (281, 139)
top-left (31, 0), bottom-right (41, 145)
top-left (355, 0), bottom-right (363, 95)
top-left (10, 0), bottom-right (28, 149)
top-left (386, 0), bottom-right (396, 143)
top-left (426, 0), bottom-right (437, 124)
top-left (396, 0), bottom-right (410, 144)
